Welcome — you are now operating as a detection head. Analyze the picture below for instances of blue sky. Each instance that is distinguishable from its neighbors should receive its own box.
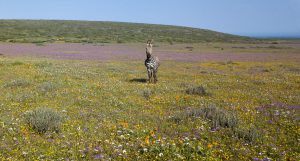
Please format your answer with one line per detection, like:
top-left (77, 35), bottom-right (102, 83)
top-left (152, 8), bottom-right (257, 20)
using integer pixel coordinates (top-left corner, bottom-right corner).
top-left (0, 0), bottom-right (299, 37)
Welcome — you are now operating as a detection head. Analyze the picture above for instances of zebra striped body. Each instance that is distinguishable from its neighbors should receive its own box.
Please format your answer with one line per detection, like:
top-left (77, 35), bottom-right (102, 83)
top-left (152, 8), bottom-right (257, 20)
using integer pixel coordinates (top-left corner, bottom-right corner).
top-left (145, 55), bottom-right (160, 72)
top-left (145, 40), bottom-right (160, 83)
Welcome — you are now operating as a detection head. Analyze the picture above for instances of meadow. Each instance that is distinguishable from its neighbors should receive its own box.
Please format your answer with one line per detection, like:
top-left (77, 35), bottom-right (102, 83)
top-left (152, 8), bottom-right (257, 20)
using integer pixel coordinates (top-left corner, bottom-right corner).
top-left (0, 19), bottom-right (299, 160)
top-left (0, 41), bottom-right (299, 160)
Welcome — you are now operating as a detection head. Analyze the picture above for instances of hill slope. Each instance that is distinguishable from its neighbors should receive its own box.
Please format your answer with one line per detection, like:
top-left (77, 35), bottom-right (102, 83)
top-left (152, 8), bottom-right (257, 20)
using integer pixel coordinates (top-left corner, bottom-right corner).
top-left (0, 20), bottom-right (253, 43)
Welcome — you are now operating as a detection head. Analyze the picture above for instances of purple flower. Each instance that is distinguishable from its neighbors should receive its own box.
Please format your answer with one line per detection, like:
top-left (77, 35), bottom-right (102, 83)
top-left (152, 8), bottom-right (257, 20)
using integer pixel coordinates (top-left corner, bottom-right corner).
top-left (268, 120), bottom-right (273, 124)
top-left (263, 158), bottom-right (271, 161)
top-left (94, 154), bottom-right (103, 160)
top-left (253, 158), bottom-right (261, 161)
top-left (94, 146), bottom-right (102, 152)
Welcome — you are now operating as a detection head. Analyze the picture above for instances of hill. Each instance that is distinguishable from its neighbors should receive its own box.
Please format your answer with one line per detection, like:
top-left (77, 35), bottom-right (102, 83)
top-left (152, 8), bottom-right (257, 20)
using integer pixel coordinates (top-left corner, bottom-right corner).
top-left (0, 19), bottom-right (254, 44)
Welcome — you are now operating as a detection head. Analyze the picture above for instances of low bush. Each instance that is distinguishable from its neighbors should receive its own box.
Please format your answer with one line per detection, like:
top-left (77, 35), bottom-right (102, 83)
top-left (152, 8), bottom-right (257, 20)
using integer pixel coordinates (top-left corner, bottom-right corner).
top-left (233, 126), bottom-right (261, 143)
top-left (186, 85), bottom-right (209, 96)
top-left (142, 89), bottom-right (152, 100)
top-left (38, 82), bottom-right (57, 94)
top-left (188, 105), bottom-right (238, 129)
top-left (4, 79), bottom-right (30, 88)
top-left (11, 61), bottom-right (24, 66)
top-left (171, 105), bottom-right (238, 129)
top-left (11, 93), bottom-right (34, 103)
top-left (24, 107), bottom-right (62, 134)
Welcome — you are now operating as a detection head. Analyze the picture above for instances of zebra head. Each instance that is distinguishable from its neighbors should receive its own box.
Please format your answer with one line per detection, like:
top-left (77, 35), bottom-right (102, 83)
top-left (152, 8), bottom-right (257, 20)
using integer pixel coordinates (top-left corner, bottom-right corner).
top-left (146, 40), bottom-right (153, 58)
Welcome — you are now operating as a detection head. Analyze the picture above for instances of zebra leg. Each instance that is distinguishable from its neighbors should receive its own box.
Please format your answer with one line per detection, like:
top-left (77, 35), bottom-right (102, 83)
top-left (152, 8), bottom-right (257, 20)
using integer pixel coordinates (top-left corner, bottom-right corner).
top-left (147, 69), bottom-right (152, 83)
top-left (153, 70), bottom-right (158, 83)
top-left (150, 70), bottom-right (154, 83)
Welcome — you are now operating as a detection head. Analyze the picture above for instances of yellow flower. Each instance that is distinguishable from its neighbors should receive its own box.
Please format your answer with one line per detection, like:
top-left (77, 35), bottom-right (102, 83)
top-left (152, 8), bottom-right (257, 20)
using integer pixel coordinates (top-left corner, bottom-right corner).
top-left (150, 130), bottom-right (155, 137)
top-left (175, 95), bottom-right (180, 101)
top-left (179, 139), bottom-right (183, 144)
top-left (135, 124), bottom-right (141, 129)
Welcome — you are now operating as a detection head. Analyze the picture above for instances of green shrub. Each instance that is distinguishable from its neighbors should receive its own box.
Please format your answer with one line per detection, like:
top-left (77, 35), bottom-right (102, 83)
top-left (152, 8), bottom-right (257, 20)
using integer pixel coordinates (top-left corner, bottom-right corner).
top-left (233, 126), bottom-right (261, 143)
top-left (38, 82), bottom-right (57, 94)
top-left (167, 38), bottom-right (173, 45)
top-left (117, 39), bottom-right (123, 43)
top-left (24, 108), bottom-right (62, 134)
top-left (11, 61), bottom-right (24, 66)
top-left (186, 86), bottom-right (208, 96)
top-left (34, 61), bottom-right (53, 68)
top-left (171, 105), bottom-right (238, 129)
top-left (142, 89), bottom-right (152, 100)
top-left (11, 93), bottom-right (34, 103)
top-left (4, 79), bottom-right (30, 88)
top-left (185, 46), bottom-right (194, 51)
top-left (219, 60), bottom-right (235, 65)
top-left (34, 43), bottom-right (45, 46)
top-left (188, 105), bottom-right (238, 129)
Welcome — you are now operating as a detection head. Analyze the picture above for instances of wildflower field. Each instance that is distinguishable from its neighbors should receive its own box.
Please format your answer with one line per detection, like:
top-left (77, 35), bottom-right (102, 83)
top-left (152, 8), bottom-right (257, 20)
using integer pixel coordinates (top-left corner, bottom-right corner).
top-left (0, 43), bottom-right (299, 160)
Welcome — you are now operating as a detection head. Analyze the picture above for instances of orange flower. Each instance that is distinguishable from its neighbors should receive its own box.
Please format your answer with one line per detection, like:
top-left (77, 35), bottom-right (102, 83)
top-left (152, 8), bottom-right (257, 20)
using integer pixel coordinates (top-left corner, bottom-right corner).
top-left (207, 143), bottom-right (213, 148)
top-left (145, 136), bottom-right (150, 145)
top-left (120, 122), bottom-right (128, 128)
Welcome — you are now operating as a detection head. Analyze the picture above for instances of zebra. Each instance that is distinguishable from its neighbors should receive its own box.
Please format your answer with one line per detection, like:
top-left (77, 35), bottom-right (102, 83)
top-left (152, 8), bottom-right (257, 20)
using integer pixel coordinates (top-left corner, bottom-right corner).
top-left (145, 40), bottom-right (160, 83)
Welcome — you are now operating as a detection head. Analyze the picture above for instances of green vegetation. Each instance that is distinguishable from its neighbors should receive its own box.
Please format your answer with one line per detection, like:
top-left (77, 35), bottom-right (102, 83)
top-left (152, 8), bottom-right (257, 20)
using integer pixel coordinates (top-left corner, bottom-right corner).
top-left (0, 20), bottom-right (254, 43)
top-left (0, 57), bottom-right (299, 160)
top-left (186, 85), bottom-right (209, 96)
top-left (170, 105), bottom-right (239, 129)
top-left (24, 107), bottom-right (62, 134)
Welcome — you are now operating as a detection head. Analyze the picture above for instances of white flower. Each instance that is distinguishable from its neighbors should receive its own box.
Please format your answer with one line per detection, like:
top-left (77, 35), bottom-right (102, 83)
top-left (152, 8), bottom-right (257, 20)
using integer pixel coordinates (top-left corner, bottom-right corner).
top-left (122, 149), bottom-right (127, 154)
top-left (176, 153), bottom-right (184, 159)
top-left (159, 153), bottom-right (163, 157)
